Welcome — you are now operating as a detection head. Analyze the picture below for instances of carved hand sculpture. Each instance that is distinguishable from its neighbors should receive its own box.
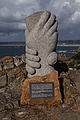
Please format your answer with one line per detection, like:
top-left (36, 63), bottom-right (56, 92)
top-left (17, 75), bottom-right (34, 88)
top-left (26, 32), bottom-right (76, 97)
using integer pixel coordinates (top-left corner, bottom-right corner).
top-left (25, 11), bottom-right (58, 77)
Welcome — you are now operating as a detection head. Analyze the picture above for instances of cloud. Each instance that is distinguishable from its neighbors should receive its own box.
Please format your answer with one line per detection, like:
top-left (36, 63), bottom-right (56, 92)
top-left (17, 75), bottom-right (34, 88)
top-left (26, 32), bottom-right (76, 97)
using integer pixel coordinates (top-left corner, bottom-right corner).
top-left (76, 0), bottom-right (80, 3)
top-left (72, 11), bottom-right (80, 23)
top-left (0, 0), bottom-right (80, 41)
top-left (0, 0), bottom-right (40, 41)
top-left (45, 0), bottom-right (80, 39)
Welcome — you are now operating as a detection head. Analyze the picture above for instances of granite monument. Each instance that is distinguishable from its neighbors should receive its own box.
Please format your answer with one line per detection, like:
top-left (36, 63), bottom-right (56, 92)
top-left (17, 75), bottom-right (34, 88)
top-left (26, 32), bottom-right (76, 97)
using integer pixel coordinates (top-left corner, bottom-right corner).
top-left (25, 11), bottom-right (58, 77)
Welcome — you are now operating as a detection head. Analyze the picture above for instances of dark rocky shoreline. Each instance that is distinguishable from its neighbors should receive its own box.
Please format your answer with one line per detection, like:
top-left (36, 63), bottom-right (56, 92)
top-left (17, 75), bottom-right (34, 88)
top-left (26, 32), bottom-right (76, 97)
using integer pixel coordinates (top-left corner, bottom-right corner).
top-left (0, 55), bottom-right (80, 120)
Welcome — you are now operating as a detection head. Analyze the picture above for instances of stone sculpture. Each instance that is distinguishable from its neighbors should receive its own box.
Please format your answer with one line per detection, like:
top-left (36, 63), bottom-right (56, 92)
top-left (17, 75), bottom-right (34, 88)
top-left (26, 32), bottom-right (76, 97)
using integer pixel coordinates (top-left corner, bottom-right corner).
top-left (21, 11), bottom-right (62, 105)
top-left (25, 11), bottom-right (58, 77)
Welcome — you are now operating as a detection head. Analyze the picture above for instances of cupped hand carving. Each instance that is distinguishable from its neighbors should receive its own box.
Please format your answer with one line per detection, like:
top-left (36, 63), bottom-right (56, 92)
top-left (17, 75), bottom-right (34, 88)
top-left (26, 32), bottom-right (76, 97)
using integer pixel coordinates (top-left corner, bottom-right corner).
top-left (25, 11), bottom-right (58, 76)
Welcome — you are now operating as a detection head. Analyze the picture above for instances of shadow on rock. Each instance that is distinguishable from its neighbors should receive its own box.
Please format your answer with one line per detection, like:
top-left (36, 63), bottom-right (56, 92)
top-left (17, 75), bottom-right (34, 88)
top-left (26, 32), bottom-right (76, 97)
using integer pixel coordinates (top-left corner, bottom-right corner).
top-left (54, 61), bottom-right (68, 103)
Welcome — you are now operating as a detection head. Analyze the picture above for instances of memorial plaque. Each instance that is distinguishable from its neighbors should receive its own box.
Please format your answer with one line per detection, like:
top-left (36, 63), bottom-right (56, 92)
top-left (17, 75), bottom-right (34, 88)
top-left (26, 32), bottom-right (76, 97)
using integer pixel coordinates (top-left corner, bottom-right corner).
top-left (30, 82), bottom-right (54, 99)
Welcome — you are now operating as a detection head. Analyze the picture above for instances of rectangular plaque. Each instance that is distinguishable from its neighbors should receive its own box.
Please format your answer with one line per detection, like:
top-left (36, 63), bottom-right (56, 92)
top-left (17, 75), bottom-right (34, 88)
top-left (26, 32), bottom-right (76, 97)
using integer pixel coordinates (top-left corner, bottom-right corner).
top-left (30, 82), bottom-right (54, 99)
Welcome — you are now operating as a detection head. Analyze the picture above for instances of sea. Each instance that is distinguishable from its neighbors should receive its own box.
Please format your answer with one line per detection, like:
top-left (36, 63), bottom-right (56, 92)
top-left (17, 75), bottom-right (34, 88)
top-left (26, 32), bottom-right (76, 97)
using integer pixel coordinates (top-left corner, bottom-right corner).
top-left (0, 44), bottom-right (80, 58)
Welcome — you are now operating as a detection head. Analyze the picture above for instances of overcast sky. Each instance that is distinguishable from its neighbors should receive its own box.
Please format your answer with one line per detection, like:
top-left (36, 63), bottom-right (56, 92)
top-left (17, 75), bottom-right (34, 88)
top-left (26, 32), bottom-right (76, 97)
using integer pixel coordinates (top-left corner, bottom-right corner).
top-left (0, 0), bottom-right (80, 42)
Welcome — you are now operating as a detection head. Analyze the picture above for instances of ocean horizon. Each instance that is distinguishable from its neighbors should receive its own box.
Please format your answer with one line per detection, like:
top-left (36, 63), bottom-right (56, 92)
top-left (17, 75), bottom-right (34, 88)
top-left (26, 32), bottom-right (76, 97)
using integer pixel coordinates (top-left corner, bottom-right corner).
top-left (0, 44), bottom-right (80, 58)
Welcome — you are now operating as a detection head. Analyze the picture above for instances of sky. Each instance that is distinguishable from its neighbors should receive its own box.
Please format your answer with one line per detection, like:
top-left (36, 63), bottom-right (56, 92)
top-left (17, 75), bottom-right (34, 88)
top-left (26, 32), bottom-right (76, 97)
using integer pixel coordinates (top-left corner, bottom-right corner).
top-left (0, 0), bottom-right (80, 42)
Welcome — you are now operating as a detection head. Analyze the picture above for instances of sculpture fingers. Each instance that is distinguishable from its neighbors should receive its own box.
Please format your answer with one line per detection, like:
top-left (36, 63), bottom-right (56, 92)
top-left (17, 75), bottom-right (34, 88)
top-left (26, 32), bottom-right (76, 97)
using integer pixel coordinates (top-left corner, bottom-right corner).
top-left (47, 21), bottom-right (58, 37)
top-left (47, 52), bottom-right (57, 65)
top-left (50, 32), bottom-right (58, 45)
top-left (26, 59), bottom-right (41, 68)
top-left (42, 14), bottom-right (56, 34)
top-left (26, 53), bottom-right (40, 62)
top-left (35, 11), bottom-right (50, 30)
top-left (26, 64), bottom-right (35, 75)
top-left (47, 32), bottom-right (58, 50)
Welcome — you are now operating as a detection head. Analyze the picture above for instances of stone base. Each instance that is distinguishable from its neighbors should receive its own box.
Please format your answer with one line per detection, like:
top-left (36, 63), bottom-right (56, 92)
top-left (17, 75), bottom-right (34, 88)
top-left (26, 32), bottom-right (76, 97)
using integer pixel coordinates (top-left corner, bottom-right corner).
top-left (21, 70), bottom-right (61, 105)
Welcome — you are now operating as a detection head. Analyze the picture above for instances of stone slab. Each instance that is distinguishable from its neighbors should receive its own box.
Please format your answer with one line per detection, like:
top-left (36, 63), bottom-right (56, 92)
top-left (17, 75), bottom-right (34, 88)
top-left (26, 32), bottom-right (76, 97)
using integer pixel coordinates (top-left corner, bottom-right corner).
top-left (21, 70), bottom-right (61, 105)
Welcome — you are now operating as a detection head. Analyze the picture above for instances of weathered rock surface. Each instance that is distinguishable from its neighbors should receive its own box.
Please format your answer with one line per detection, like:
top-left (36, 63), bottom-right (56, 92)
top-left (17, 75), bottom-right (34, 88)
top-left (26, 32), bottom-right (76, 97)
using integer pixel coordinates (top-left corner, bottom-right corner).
top-left (0, 54), bottom-right (25, 71)
top-left (0, 75), bottom-right (7, 88)
top-left (0, 63), bottom-right (2, 71)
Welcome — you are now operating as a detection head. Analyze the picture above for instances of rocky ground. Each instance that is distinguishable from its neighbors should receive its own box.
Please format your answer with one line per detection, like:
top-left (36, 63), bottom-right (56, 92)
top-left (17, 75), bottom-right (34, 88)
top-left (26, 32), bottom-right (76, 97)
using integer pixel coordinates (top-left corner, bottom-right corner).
top-left (0, 55), bottom-right (80, 120)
